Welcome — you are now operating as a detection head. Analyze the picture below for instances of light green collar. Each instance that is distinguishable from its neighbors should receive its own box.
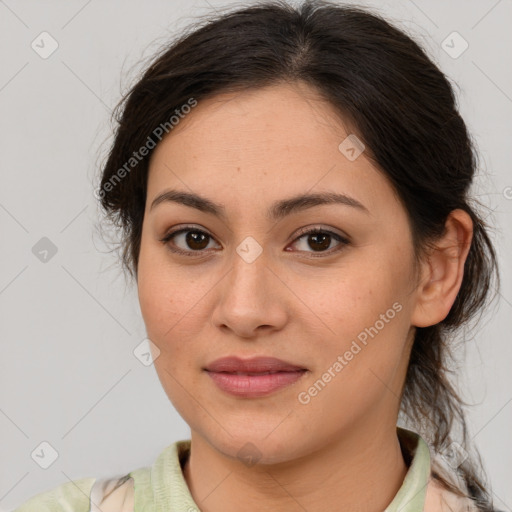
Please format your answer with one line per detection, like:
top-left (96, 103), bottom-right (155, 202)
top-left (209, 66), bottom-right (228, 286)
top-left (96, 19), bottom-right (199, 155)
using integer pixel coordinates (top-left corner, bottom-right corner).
top-left (131, 427), bottom-right (431, 512)
top-left (385, 427), bottom-right (431, 511)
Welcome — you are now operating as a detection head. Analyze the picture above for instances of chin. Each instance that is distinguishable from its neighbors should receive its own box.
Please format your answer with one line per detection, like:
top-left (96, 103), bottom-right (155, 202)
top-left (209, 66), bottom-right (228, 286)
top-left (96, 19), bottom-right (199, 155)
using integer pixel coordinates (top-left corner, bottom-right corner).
top-left (191, 419), bottom-right (316, 467)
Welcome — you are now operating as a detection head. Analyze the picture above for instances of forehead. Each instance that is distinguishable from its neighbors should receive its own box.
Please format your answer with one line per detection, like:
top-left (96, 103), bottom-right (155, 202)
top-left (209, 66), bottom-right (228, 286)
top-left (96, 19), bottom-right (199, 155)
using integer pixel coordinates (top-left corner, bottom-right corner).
top-left (146, 82), bottom-right (401, 218)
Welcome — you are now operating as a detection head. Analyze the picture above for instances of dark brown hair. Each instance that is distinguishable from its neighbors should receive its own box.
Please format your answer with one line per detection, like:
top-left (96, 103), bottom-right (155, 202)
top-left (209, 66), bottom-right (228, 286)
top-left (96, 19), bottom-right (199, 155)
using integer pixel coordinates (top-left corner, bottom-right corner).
top-left (97, 1), bottom-right (500, 509)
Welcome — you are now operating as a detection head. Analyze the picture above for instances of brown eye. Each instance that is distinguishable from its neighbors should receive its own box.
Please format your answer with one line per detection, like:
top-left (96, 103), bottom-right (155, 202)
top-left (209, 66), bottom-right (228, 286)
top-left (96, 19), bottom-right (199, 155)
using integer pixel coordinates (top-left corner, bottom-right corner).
top-left (184, 231), bottom-right (210, 250)
top-left (289, 227), bottom-right (349, 255)
top-left (306, 232), bottom-right (332, 251)
top-left (160, 227), bottom-right (220, 256)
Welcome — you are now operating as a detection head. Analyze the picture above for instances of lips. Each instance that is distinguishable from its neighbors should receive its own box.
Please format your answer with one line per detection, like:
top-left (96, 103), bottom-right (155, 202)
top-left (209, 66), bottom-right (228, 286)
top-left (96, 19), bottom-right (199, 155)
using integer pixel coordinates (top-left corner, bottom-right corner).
top-left (204, 356), bottom-right (306, 374)
top-left (204, 356), bottom-right (308, 397)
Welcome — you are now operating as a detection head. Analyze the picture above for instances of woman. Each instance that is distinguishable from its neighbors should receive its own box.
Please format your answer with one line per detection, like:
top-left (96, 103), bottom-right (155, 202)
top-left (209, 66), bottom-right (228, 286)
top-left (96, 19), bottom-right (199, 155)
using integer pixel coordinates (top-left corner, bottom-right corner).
top-left (14, 1), bottom-right (500, 511)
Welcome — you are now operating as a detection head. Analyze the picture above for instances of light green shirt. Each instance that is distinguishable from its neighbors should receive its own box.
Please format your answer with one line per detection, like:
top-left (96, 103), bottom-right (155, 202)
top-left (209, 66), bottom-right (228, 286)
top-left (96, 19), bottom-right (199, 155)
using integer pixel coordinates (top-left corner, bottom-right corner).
top-left (12, 427), bottom-right (475, 512)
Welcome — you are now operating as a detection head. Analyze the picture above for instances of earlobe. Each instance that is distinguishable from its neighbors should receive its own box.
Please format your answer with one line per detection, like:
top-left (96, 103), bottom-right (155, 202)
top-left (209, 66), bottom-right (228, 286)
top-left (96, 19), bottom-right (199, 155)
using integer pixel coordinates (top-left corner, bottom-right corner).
top-left (410, 209), bottom-right (473, 328)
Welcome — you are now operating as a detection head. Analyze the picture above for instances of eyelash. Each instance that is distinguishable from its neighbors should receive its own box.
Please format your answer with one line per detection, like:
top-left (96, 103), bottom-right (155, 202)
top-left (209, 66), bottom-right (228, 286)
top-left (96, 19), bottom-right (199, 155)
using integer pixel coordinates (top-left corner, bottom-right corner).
top-left (159, 225), bottom-right (350, 258)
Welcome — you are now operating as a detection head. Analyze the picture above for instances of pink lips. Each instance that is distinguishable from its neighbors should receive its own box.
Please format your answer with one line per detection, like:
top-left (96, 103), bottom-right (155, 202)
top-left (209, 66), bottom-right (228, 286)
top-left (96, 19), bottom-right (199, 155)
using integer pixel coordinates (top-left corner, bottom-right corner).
top-left (204, 356), bottom-right (307, 397)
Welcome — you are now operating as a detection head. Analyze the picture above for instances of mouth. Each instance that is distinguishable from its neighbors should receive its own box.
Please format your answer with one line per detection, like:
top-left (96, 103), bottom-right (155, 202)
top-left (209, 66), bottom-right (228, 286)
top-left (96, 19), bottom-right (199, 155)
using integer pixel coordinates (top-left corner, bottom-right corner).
top-left (204, 356), bottom-right (308, 397)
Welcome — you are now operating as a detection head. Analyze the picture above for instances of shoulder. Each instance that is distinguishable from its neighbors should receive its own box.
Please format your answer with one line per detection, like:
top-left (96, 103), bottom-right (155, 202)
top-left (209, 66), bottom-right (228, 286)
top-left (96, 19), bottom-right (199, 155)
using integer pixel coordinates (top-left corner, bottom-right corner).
top-left (12, 477), bottom-right (95, 512)
top-left (90, 474), bottom-right (135, 512)
top-left (13, 475), bottom-right (135, 512)
top-left (11, 440), bottom-right (188, 512)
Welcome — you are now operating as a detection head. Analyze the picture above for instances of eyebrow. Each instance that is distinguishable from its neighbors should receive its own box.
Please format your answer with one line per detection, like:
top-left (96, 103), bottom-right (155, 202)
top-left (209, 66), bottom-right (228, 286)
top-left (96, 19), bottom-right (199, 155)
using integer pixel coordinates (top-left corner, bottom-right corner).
top-left (149, 189), bottom-right (370, 221)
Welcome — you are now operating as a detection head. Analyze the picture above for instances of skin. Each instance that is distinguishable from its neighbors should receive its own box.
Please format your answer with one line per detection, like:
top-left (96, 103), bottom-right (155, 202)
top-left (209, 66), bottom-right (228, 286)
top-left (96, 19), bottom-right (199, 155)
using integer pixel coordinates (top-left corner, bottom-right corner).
top-left (136, 81), bottom-right (473, 512)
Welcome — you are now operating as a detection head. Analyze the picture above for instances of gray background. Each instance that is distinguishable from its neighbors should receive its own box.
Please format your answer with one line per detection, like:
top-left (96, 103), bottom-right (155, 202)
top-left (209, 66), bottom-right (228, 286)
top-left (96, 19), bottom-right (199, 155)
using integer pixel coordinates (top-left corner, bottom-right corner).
top-left (1, 0), bottom-right (510, 510)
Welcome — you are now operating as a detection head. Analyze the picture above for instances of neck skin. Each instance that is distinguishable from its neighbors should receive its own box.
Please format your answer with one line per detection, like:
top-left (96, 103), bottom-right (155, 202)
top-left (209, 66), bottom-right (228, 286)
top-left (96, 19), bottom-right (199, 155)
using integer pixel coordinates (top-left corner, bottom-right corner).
top-left (182, 418), bottom-right (408, 512)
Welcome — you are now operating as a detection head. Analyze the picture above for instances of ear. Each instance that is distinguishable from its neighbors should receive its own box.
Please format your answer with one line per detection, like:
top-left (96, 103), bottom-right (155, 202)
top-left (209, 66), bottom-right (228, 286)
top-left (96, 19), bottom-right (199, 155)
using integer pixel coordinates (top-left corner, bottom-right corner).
top-left (410, 209), bottom-right (473, 328)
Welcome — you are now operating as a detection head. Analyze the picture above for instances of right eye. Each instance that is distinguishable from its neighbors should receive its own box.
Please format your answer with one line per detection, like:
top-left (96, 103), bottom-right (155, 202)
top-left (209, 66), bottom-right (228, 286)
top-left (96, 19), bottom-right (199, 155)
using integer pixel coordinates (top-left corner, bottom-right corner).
top-left (160, 226), bottom-right (221, 257)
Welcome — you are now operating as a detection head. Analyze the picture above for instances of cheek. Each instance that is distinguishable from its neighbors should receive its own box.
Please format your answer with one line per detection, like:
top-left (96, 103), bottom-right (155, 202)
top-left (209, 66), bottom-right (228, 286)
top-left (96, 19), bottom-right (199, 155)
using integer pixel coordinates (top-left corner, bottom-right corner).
top-left (313, 257), bottom-right (405, 333)
top-left (308, 249), bottom-right (413, 383)
top-left (137, 244), bottom-right (213, 375)
top-left (138, 266), bottom-right (199, 407)
top-left (138, 236), bottom-right (188, 331)
top-left (137, 242), bottom-right (182, 349)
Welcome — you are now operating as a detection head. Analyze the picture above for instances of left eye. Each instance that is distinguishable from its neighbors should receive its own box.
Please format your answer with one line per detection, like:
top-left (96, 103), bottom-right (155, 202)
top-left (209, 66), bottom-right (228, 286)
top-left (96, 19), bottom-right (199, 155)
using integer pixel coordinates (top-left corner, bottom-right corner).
top-left (290, 228), bottom-right (349, 255)
top-left (160, 226), bottom-right (349, 257)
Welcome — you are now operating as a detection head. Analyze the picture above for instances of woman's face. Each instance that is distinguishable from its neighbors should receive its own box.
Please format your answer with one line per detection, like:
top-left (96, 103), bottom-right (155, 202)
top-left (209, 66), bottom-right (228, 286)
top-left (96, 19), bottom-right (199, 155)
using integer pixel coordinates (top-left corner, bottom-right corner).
top-left (137, 82), bottom-right (423, 463)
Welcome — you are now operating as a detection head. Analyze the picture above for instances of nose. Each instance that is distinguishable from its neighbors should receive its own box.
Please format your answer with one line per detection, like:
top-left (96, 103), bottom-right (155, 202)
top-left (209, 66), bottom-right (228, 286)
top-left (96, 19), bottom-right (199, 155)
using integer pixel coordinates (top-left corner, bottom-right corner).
top-left (210, 246), bottom-right (289, 339)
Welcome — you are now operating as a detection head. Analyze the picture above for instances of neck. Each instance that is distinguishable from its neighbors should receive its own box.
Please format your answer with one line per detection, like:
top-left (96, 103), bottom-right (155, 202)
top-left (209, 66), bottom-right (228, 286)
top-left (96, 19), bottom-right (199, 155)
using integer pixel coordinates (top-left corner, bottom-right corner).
top-left (183, 423), bottom-right (408, 512)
